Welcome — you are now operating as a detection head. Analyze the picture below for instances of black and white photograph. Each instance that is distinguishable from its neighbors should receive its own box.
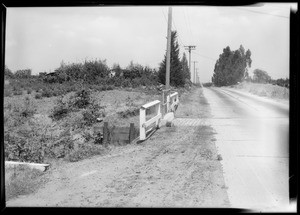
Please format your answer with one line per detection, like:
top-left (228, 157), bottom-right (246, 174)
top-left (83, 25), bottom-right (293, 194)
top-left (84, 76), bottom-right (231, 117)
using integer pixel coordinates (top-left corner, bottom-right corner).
top-left (2, 2), bottom-right (297, 212)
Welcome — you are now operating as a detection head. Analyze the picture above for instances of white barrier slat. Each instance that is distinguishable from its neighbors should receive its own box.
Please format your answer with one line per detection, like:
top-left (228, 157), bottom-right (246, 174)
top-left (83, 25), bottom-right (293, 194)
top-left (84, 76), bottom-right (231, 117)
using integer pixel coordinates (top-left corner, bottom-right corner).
top-left (141, 100), bottom-right (161, 109)
top-left (143, 113), bottom-right (162, 128)
top-left (139, 91), bottom-right (178, 141)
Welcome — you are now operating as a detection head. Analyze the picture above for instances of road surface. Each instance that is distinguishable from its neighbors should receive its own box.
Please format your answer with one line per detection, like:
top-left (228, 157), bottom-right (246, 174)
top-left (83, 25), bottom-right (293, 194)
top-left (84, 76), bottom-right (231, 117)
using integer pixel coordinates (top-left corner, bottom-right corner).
top-left (202, 87), bottom-right (289, 212)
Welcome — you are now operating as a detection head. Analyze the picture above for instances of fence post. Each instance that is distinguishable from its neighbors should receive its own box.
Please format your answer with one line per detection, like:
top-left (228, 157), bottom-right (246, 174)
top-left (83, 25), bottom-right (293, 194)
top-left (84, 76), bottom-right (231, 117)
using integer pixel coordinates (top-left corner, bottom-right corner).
top-left (103, 122), bottom-right (109, 147)
top-left (167, 94), bottom-right (170, 113)
top-left (140, 108), bottom-right (146, 140)
top-left (129, 123), bottom-right (135, 143)
top-left (156, 103), bottom-right (161, 128)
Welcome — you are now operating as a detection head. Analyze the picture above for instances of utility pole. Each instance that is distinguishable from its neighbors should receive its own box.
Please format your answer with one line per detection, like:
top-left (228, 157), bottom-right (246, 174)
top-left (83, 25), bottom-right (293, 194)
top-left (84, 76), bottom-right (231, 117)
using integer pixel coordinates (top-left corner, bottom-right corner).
top-left (192, 61), bottom-right (198, 84)
top-left (184, 45), bottom-right (196, 83)
top-left (196, 68), bottom-right (199, 84)
top-left (165, 7), bottom-right (172, 90)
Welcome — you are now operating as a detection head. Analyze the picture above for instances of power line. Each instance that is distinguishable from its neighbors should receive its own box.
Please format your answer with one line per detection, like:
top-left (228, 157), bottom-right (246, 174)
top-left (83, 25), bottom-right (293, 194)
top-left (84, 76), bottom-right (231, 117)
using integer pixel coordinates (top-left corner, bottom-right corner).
top-left (236, 7), bottom-right (289, 19)
top-left (161, 8), bottom-right (168, 23)
top-left (162, 8), bottom-right (184, 46)
top-left (172, 18), bottom-right (185, 47)
top-left (193, 51), bottom-right (216, 62)
top-left (183, 8), bottom-right (193, 45)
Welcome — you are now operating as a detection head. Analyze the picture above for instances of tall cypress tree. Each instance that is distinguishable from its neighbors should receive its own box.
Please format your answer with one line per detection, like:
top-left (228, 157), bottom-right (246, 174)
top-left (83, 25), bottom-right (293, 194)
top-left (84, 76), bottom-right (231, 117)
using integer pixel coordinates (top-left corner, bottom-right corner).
top-left (181, 52), bottom-right (190, 83)
top-left (158, 31), bottom-right (185, 87)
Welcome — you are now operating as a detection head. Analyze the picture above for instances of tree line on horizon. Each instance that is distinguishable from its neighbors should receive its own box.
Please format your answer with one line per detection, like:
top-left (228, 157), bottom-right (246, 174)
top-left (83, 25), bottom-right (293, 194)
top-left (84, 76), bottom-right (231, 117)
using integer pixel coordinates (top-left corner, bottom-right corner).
top-left (5, 30), bottom-right (192, 90)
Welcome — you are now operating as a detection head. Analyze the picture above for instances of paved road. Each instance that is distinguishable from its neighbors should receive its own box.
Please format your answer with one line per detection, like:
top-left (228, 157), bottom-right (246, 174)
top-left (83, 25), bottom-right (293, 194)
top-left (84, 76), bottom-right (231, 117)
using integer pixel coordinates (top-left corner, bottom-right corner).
top-left (203, 87), bottom-right (289, 212)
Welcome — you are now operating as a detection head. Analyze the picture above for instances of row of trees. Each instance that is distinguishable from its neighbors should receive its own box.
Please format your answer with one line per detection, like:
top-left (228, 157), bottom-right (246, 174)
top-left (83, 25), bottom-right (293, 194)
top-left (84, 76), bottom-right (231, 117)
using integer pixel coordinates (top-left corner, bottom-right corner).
top-left (5, 31), bottom-right (191, 88)
top-left (252, 68), bottom-right (289, 88)
top-left (5, 66), bottom-right (32, 79)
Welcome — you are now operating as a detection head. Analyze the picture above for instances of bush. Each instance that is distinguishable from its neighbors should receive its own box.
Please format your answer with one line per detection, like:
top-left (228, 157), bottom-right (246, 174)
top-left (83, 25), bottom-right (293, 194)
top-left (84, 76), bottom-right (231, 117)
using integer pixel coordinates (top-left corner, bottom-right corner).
top-left (82, 102), bottom-right (106, 126)
top-left (46, 136), bottom-right (74, 159)
top-left (20, 97), bottom-right (37, 118)
top-left (203, 82), bottom-right (213, 87)
top-left (122, 79), bottom-right (132, 88)
top-left (117, 107), bottom-right (139, 118)
top-left (4, 132), bottom-right (44, 163)
top-left (13, 90), bottom-right (23, 96)
top-left (4, 89), bottom-right (13, 97)
top-left (35, 93), bottom-right (42, 99)
top-left (27, 89), bottom-right (32, 94)
top-left (82, 110), bottom-right (98, 126)
top-left (73, 89), bottom-right (91, 109)
top-left (50, 97), bottom-right (70, 120)
top-left (41, 88), bottom-right (53, 98)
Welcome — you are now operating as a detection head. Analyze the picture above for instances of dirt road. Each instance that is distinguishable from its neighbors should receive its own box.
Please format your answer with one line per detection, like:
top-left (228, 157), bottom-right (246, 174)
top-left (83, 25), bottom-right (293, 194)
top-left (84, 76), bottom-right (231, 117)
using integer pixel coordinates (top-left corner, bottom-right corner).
top-left (6, 88), bottom-right (230, 207)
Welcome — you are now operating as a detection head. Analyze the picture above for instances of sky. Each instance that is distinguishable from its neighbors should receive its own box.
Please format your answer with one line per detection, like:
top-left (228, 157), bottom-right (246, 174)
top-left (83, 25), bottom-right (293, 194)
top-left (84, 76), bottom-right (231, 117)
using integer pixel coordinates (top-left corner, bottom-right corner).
top-left (5, 3), bottom-right (297, 83)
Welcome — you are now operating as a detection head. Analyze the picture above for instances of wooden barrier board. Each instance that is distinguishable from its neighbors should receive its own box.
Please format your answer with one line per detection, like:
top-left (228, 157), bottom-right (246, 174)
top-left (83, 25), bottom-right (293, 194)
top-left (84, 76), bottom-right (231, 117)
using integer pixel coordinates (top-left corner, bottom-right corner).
top-left (93, 123), bottom-right (139, 145)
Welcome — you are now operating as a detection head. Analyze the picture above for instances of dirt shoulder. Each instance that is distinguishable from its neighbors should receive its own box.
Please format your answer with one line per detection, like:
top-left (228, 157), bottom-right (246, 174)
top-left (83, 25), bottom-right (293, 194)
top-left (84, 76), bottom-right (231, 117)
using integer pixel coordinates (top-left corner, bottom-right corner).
top-left (6, 87), bottom-right (229, 207)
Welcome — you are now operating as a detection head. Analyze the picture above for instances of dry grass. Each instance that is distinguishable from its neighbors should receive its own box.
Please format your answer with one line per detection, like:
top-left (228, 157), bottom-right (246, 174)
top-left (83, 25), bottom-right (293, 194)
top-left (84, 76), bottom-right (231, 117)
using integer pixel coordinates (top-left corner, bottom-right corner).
top-left (5, 165), bottom-right (48, 201)
top-left (233, 82), bottom-right (289, 100)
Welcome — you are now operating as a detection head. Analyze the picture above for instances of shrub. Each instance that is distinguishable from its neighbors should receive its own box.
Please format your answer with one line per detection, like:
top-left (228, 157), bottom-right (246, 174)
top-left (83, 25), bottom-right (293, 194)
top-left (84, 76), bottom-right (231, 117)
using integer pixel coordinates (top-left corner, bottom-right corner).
top-left (82, 102), bottom-right (106, 126)
top-left (52, 137), bottom-right (74, 158)
top-left (27, 89), bottom-right (32, 94)
top-left (122, 79), bottom-right (132, 88)
top-left (4, 132), bottom-right (44, 163)
top-left (35, 93), bottom-right (42, 99)
top-left (41, 88), bottom-right (53, 98)
top-left (4, 89), bottom-right (13, 97)
top-left (117, 107), bottom-right (139, 118)
top-left (50, 97), bottom-right (70, 120)
top-left (13, 90), bottom-right (23, 96)
top-left (73, 89), bottom-right (91, 109)
top-left (106, 85), bottom-right (114, 90)
top-left (20, 97), bottom-right (37, 118)
top-left (203, 82), bottom-right (213, 87)
top-left (82, 110), bottom-right (98, 126)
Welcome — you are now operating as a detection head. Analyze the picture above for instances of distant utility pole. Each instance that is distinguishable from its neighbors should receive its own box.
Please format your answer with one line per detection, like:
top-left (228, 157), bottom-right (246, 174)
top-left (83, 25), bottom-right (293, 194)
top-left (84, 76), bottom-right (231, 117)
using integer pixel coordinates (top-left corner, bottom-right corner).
top-left (165, 7), bottom-right (172, 90)
top-left (192, 61), bottom-right (198, 84)
top-left (184, 45), bottom-right (196, 83)
top-left (196, 68), bottom-right (199, 84)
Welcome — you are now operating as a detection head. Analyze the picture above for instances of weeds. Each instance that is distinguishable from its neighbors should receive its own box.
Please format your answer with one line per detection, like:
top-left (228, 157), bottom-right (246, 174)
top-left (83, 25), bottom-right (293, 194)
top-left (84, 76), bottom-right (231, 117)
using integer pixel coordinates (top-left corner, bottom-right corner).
top-left (5, 165), bottom-right (46, 201)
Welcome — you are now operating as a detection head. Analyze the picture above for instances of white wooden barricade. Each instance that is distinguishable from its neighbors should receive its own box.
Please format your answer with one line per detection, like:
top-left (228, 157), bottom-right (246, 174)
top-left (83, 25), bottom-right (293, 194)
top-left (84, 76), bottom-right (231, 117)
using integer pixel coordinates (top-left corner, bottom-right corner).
top-left (139, 100), bottom-right (161, 140)
top-left (5, 161), bottom-right (50, 172)
top-left (168, 92), bottom-right (179, 112)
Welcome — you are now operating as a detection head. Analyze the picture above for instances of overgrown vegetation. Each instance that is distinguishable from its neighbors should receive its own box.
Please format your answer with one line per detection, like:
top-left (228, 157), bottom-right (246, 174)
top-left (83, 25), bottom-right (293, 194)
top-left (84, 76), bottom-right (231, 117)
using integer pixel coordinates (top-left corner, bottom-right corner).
top-left (4, 55), bottom-right (193, 165)
top-left (5, 165), bottom-right (46, 201)
top-left (4, 87), bottom-right (107, 164)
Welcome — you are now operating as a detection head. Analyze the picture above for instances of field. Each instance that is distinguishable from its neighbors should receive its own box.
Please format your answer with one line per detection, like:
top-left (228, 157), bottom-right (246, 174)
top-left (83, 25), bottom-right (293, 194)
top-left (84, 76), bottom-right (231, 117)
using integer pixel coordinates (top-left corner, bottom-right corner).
top-left (4, 81), bottom-right (191, 200)
top-left (231, 82), bottom-right (289, 101)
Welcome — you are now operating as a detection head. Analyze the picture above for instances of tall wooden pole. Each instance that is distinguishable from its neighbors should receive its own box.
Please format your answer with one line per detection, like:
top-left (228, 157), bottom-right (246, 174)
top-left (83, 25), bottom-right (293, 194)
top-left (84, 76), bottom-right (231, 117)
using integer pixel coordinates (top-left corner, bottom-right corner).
top-left (166, 7), bottom-right (172, 90)
top-left (184, 45), bottom-right (196, 82)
